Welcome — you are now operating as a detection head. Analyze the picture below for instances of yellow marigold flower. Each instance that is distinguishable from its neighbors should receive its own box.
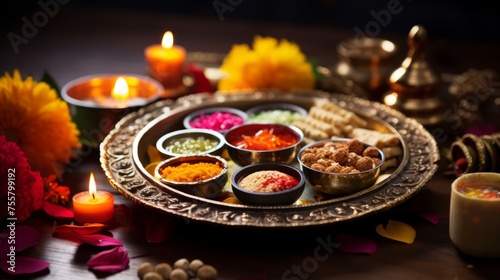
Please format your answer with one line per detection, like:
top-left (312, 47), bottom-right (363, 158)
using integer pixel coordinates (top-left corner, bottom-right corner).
top-left (0, 70), bottom-right (81, 176)
top-left (218, 36), bottom-right (315, 92)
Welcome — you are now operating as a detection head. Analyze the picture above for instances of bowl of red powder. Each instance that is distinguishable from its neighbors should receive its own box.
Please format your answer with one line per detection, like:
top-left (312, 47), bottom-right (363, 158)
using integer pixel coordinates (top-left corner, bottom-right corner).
top-left (224, 123), bottom-right (304, 166)
top-left (154, 154), bottom-right (228, 199)
top-left (183, 107), bottom-right (248, 134)
top-left (231, 163), bottom-right (306, 205)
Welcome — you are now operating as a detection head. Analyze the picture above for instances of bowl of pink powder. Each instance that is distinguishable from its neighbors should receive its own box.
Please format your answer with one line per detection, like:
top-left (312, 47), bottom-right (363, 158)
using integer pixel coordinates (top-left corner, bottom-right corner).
top-left (183, 106), bottom-right (248, 134)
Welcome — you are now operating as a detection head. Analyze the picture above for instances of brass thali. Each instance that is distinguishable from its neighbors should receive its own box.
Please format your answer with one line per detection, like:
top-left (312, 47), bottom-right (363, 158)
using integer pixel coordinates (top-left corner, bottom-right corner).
top-left (100, 90), bottom-right (439, 227)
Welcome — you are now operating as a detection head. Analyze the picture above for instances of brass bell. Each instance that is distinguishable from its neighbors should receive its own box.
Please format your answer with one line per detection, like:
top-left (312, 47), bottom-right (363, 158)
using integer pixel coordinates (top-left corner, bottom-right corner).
top-left (382, 25), bottom-right (443, 126)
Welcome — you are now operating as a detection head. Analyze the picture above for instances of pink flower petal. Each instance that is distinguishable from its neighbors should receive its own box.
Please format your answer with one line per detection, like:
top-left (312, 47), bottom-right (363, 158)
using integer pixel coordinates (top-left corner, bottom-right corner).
top-left (42, 201), bottom-right (74, 218)
top-left (55, 231), bottom-right (122, 247)
top-left (87, 247), bottom-right (129, 273)
top-left (417, 212), bottom-right (440, 225)
top-left (0, 225), bottom-right (40, 254)
top-left (146, 215), bottom-right (176, 243)
top-left (335, 233), bottom-right (377, 255)
top-left (0, 255), bottom-right (49, 275)
top-left (55, 223), bottom-right (107, 235)
top-left (113, 204), bottom-right (133, 227)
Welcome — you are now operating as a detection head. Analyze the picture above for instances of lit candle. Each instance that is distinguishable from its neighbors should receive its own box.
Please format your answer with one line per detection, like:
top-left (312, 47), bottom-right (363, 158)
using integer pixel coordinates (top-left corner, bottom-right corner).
top-left (91, 76), bottom-right (148, 108)
top-left (72, 173), bottom-right (114, 224)
top-left (61, 74), bottom-right (163, 146)
top-left (145, 31), bottom-right (187, 88)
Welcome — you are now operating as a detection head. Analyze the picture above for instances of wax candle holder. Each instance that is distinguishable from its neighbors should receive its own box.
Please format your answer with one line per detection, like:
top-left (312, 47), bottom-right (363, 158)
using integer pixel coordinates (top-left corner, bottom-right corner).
top-left (72, 172), bottom-right (115, 224)
top-left (449, 172), bottom-right (500, 258)
top-left (61, 74), bottom-right (164, 146)
top-left (144, 31), bottom-right (188, 94)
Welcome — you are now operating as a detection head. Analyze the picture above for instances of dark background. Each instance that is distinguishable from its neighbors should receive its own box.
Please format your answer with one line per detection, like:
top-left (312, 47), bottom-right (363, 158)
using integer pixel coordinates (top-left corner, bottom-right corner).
top-left (2, 0), bottom-right (499, 43)
top-left (1, 0), bottom-right (500, 88)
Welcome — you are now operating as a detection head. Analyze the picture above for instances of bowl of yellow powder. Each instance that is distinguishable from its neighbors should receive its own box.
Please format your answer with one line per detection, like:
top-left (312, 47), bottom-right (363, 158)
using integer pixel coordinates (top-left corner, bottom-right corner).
top-left (155, 154), bottom-right (228, 199)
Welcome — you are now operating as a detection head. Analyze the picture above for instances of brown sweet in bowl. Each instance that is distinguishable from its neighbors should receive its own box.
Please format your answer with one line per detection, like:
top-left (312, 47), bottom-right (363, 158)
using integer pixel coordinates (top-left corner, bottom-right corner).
top-left (297, 138), bottom-right (385, 197)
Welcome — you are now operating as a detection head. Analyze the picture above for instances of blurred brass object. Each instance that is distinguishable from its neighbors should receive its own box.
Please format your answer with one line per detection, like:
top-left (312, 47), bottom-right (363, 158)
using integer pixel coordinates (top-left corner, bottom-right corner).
top-left (450, 132), bottom-right (500, 177)
top-left (382, 25), bottom-right (443, 126)
top-left (447, 68), bottom-right (500, 129)
top-left (335, 38), bottom-right (398, 101)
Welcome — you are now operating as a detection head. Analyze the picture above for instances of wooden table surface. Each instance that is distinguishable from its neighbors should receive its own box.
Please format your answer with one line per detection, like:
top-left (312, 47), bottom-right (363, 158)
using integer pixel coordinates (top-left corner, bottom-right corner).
top-left (1, 3), bottom-right (500, 280)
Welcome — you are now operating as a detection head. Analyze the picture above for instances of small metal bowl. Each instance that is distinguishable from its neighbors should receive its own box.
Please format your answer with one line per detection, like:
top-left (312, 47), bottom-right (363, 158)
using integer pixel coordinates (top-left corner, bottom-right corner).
top-left (156, 128), bottom-right (226, 159)
top-left (183, 106), bottom-right (248, 134)
top-left (231, 163), bottom-right (306, 206)
top-left (297, 138), bottom-right (385, 197)
top-left (224, 123), bottom-right (304, 166)
top-left (154, 154), bottom-right (228, 199)
top-left (246, 103), bottom-right (308, 124)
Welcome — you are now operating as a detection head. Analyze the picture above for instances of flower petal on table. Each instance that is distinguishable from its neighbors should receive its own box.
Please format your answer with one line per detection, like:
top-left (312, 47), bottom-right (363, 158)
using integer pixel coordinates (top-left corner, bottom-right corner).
top-left (55, 231), bottom-right (122, 247)
top-left (0, 225), bottom-right (40, 254)
top-left (375, 220), bottom-right (416, 244)
top-left (42, 201), bottom-right (74, 218)
top-left (335, 233), bottom-right (377, 255)
top-left (113, 204), bottom-right (133, 227)
top-left (87, 247), bottom-right (129, 273)
top-left (416, 212), bottom-right (440, 225)
top-left (55, 223), bottom-right (107, 235)
top-left (0, 256), bottom-right (49, 275)
top-left (146, 215), bottom-right (176, 243)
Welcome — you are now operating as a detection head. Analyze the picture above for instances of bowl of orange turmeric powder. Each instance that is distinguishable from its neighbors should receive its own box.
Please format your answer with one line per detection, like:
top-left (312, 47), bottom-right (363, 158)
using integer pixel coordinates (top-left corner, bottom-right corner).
top-left (154, 154), bottom-right (228, 199)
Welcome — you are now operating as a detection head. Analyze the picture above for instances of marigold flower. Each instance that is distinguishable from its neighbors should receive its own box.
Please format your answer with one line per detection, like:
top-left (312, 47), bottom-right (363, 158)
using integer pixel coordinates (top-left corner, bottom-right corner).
top-left (218, 36), bottom-right (315, 92)
top-left (0, 70), bottom-right (81, 176)
top-left (0, 136), bottom-right (44, 222)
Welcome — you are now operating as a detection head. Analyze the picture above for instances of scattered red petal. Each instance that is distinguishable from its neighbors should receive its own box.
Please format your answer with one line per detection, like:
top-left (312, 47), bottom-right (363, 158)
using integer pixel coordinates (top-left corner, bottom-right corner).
top-left (0, 225), bottom-right (41, 256)
top-left (188, 63), bottom-right (213, 94)
top-left (42, 201), bottom-right (74, 218)
top-left (55, 223), bottom-right (107, 235)
top-left (0, 256), bottom-right (49, 275)
top-left (417, 212), bottom-right (440, 225)
top-left (335, 233), bottom-right (377, 255)
top-left (87, 247), bottom-right (129, 273)
top-left (113, 204), bottom-right (133, 227)
top-left (146, 215), bottom-right (177, 243)
top-left (55, 231), bottom-right (122, 247)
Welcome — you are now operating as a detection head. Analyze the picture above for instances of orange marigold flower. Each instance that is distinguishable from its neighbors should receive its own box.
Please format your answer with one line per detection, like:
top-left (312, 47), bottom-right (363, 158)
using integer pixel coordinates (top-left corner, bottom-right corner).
top-left (218, 36), bottom-right (315, 92)
top-left (0, 70), bottom-right (81, 176)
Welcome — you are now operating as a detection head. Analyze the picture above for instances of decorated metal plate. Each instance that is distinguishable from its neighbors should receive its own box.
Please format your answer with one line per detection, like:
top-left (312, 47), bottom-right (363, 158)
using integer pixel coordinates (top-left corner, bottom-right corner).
top-left (100, 90), bottom-right (439, 227)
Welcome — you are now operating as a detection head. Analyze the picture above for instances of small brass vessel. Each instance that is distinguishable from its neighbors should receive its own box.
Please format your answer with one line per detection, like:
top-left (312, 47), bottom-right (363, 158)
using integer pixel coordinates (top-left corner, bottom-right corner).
top-left (382, 25), bottom-right (443, 126)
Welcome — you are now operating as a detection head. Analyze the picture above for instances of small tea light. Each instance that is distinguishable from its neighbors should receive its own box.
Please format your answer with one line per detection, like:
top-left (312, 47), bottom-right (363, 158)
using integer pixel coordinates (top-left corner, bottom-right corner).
top-left (449, 172), bottom-right (500, 258)
top-left (145, 31), bottom-right (187, 89)
top-left (61, 74), bottom-right (163, 145)
top-left (72, 173), bottom-right (114, 224)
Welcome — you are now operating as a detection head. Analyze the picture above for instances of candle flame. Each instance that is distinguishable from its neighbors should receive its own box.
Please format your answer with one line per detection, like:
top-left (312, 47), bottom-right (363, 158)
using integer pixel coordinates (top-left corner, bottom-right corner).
top-left (111, 77), bottom-right (129, 100)
top-left (384, 92), bottom-right (398, 106)
top-left (89, 172), bottom-right (97, 200)
top-left (161, 31), bottom-right (174, 48)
